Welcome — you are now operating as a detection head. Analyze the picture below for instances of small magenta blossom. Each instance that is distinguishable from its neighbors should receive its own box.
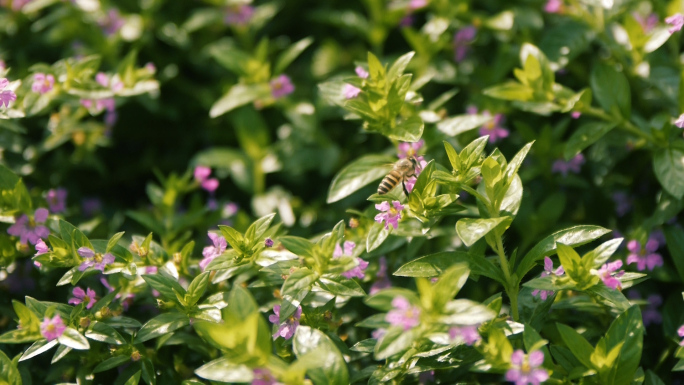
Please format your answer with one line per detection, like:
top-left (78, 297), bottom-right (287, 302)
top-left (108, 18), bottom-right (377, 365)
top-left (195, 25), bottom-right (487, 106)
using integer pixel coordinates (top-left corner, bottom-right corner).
top-left (333, 241), bottom-right (369, 279)
top-left (7, 208), bottom-right (50, 245)
top-left (35, 239), bottom-right (49, 255)
top-left (666, 13), bottom-right (684, 34)
top-left (95, 72), bottom-right (124, 92)
top-left (40, 314), bottom-right (66, 341)
top-left (626, 237), bottom-right (663, 271)
top-left (591, 260), bottom-right (625, 290)
top-left (386, 296), bottom-right (420, 331)
top-left (99, 8), bottom-right (125, 36)
top-left (268, 305), bottom-right (301, 340)
top-left (544, 0), bottom-right (562, 13)
top-left (270, 75), bottom-right (295, 99)
top-left (68, 287), bottom-right (97, 309)
top-left (371, 328), bottom-right (386, 339)
top-left (506, 350), bottom-right (549, 385)
top-left (449, 325), bottom-right (481, 345)
top-left (370, 256), bottom-right (392, 294)
top-left (552, 154), bottom-right (585, 176)
top-left (675, 113), bottom-right (684, 128)
top-left (225, 4), bottom-right (254, 26)
top-left (468, 108), bottom-right (508, 143)
top-left (264, 237), bottom-right (274, 247)
top-left (200, 232), bottom-right (227, 271)
top-left (375, 201), bottom-right (404, 230)
top-left (398, 140), bottom-right (424, 159)
top-left (453, 26), bottom-right (477, 62)
top-left (343, 84), bottom-right (361, 99)
top-left (0, 78), bottom-right (17, 108)
top-left (46, 188), bottom-right (67, 213)
top-left (633, 12), bottom-right (658, 33)
top-left (404, 158), bottom-right (428, 193)
top-left (409, 0), bottom-right (427, 10)
top-left (32, 73), bottom-right (55, 94)
top-left (252, 368), bottom-right (281, 385)
top-left (678, 325), bottom-right (684, 346)
top-left (355, 66), bottom-right (369, 79)
top-left (194, 165), bottom-right (219, 193)
top-left (571, 111), bottom-right (581, 119)
top-left (78, 247), bottom-right (115, 272)
top-left (532, 257), bottom-right (565, 300)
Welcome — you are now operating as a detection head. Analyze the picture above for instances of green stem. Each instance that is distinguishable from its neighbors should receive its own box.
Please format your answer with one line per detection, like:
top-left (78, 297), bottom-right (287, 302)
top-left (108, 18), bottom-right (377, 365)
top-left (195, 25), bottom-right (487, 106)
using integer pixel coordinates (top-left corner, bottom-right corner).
top-left (494, 233), bottom-right (519, 321)
top-left (583, 106), bottom-right (658, 147)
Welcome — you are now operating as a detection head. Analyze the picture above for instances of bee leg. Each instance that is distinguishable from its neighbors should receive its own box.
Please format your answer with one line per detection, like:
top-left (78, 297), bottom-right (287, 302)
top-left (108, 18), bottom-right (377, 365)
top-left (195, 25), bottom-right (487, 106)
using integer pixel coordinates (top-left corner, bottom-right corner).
top-left (403, 181), bottom-right (410, 197)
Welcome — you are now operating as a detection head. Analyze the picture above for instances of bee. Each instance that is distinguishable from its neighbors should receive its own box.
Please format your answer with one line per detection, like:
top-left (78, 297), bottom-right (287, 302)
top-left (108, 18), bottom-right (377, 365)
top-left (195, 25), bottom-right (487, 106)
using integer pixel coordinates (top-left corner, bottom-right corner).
top-left (378, 156), bottom-right (419, 196)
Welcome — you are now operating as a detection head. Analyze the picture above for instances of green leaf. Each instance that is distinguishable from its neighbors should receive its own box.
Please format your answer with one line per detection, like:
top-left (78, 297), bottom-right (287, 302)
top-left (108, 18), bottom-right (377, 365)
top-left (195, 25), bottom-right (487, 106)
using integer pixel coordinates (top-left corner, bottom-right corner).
top-left (556, 243), bottom-right (582, 282)
top-left (374, 326), bottom-right (417, 360)
top-left (245, 213), bottom-right (276, 242)
top-left (456, 217), bottom-right (511, 247)
top-left (664, 226), bottom-right (684, 281)
top-left (394, 251), bottom-right (507, 285)
top-left (439, 299), bottom-right (497, 325)
top-left (366, 221), bottom-right (391, 252)
top-left (142, 274), bottom-right (186, 304)
top-left (209, 83), bottom-right (268, 118)
top-left (586, 285), bottom-right (631, 311)
top-left (93, 355), bottom-right (131, 373)
top-left (431, 263), bottom-right (470, 309)
top-left (106, 231), bottom-right (125, 253)
top-left (186, 272), bottom-right (210, 306)
top-left (293, 326), bottom-right (349, 385)
top-left (0, 164), bottom-right (20, 190)
top-left (590, 63), bottom-right (630, 118)
top-left (85, 321), bottom-right (126, 345)
top-left (194, 357), bottom-right (252, 382)
top-left (0, 349), bottom-right (21, 385)
top-left (483, 82), bottom-right (534, 101)
top-left (653, 145), bottom-right (684, 199)
top-left (280, 236), bottom-right (316, 258)
top-left (364, 288), bottom-right (420, 311)
top-left (56, 328), bottom-right (89, 350)
top-left (601, 306), bottom-right (643, 384)
top-left (557, 323), bottom-right (595, 370)
top-left (437, 114), bottom-right (493, 137)
top-left (318, 276), bottom-right (366, 297)
top-left (274, 37), bottom-right (314, 74)
top-left (516, 225), bottom-right (610, 282)
top-left (387, 51), bottom-right (415, 82)
top-left (19, 339), bottom-right (58, 361)
top-left (563, 122), bottom-right (617, 161)
top-left (134, 312), bottom-right (190, 343)
top-left (53, 344), bottom-right (73, 364)
top-left (142, 358), bottom-right (156, 385)
top-left (389, 115), bottom-right (424, 142)
top-left (327, 155), bottom-right (395, 203)
top-left (280, 268), bottom-right (318, 322)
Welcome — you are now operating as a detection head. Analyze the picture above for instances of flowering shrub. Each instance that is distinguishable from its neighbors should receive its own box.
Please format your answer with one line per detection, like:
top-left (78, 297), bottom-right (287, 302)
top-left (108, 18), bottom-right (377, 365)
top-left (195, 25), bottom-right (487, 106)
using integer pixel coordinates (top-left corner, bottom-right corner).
top-left (1, 1), bottom-right (684, 384)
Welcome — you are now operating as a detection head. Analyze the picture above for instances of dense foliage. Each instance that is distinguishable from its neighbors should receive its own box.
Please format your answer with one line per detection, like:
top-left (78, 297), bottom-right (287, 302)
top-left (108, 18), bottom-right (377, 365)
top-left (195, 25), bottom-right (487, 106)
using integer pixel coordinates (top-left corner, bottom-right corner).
top-left (1, 0), bottom-right (684, 384)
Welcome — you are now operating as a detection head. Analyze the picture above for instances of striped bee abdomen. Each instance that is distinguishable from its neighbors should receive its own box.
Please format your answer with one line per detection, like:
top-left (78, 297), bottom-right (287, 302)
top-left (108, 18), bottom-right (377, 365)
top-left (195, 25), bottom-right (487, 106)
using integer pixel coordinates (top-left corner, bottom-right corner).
top-left (378, 170), bottom-right (401, 194)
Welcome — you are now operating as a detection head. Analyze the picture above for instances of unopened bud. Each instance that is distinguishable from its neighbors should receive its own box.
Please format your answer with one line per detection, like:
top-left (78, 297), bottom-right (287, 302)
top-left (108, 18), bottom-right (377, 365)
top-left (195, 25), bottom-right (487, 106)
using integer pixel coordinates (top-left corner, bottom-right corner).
top-left (349, 218), bottom-right (359, 228)
top-left (130, 351), bottom-right (142, 361)
top-left (264, 238), bottom-right (274, 248)
top-left (79, 317), bottom-right (91, 328)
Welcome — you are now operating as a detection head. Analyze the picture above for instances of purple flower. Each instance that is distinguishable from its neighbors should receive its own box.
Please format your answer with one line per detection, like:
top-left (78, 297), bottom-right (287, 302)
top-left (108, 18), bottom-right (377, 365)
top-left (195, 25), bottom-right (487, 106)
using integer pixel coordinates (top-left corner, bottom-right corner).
top-left (355, 66), bottom-right (369, 79)
top-left (35, 239), bottom-right (49, 256)
top-left (399, 15), bottom-right (414, 27)
top-left (370, 256), bottom-right (392, 294)
top-left (252, 368), bottom-right (281, 385)
top-left (99, 8), bottom-right (125, 36)
top-left (449, 325), bottom-right (481, 345)
top-left (200, 232), bottom-right (227, 271)
top-left (82, 198), bottom-right (102, 217)
top-left (343, 84), bottom-right (361, 99)
top-left (552, 154), bottom-right (585, 176)
top-left (386, 296), bottom-right (420, 331)
top-left (612, 192), bottom-right (632, 217)
top-left (666, 13), bottom-right (684, 34)
top-left (32, 73), bottom-right (54, 94)
top-left (675, 113), bottom-right (684, 128)
top-left (268, 305), bottom-right (301, 340)
top-left (679, 325), bottom-right (684, 346)
top-left (398, 140), bottom-right (424, 159)
top-left (41, 314), bottom-right (66, 341)
top-left (544, 0), bottom-right (562, 13)
top-left (453, 26), bottom-right (477, 62)
top-left (333, 241), bottom-right (369, 279)
top-left (0, 78), bottom-right (17, 108)
top-left (225, 4), bottom-right (254, 26)
top-left (469, 108), bottom-right (508, 143)
top-left (68, 287), bottom-right (97, 309)
top-left (506, 350), bottom-right (549, 385)
top-left (264, 237), bottom-right (274, 248)
top-left (626, 237), bottom-right (663, 271)
top-left (46, 188), bottom-right (67, 213)
top-left (7, 208), bottom-right (50, 245)
top-left (591, 260), bottom-right (625, 290)
top-left (571, 111), bottom-right (581, 119)
top-left (532, 257), bottom-right (565, 300)
top-left (633, 12), bottom-right (658, 33)
top-left (375, 201), bottom-right (404, 230)
top-left (270, 75), bottom-right (295, 99)
top-left (628, 291), bottom-right (662, 326)
top-left (77, 247), bottom-right (115, 272)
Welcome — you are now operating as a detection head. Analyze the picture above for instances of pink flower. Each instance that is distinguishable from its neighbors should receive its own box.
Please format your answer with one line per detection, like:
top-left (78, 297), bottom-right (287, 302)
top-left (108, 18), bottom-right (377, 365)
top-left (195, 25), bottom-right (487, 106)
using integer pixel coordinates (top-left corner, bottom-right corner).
top-left (675, 113), bottom-right (684, 128)
top-left (333, 241), bottom-right (369, 279)
top-left (666, 13), bottom-right (684, 34)
top-left (386, 296), bottom-right (420, 331)
top-left (225, 4), bottom-right (254, 26)
top-left (77, 247), bottom-right (115, 272)
top-left (678, 325), bottom-right (684, 346)
top-left (449, 325), bottom-right (481, 345)
top-left (95, 72), bottom-right (123, 92)
top-left (46, 188), bottom-right (67, 213)
top-left (270, 75), bottom-right (295, 99)
top-left (398, 140), bottom-right (424, 159)
top-left (544, 0), bottom-right (562, 13)
top-left (374, 201), bottom-right (404, 230)
top-left (35, 239), bottom-right (49, 255)
top-left (506, 350), bottom-right (549, 385)
top-left (343, 84), bottom-right (361, 99)
top-left (200, 232), bottom-right (227, 271)
top-left (32, 73), bottom-right (54, 94)
top-left (252, 368), bottom-right (281, 385)
top-left (40, 314), bottom-right (66, 341)
top-left (355, 66), bottom-right (369, 79)
top-left (626, 237), bottom-right (663, 271)
top-left (403, 157), bottom-right (427, 193)
top-left (194, 166), bottom-right (211, 181)
top-left (409, 0), bottom-right (427, 10)
top-left (532, 257), bottom-right (565, 300)
top-left (571, 111), bottom-right (581, 119)
top-left (268, 305), bottom-right (301, 340)
top-left (370, 256), bottom-right (392, 294)
top-left (0, 78), bottom-right (17, 108)
top-left (552, 154), bottom-right (585, 176)
top-left (194, 166), bottom-right (219, 193)
top-left (453, 26), bottom-right (477, 62)
top-left (469, 108), bottom-right (508, 143)
top-left (591, 260), bottom-right (625, 290)
top-left (68, 287), bottom-right (97, 309)
top-left (7, 208), bottom-right (50, 245)
top-left (633, 12), bottom-right (658, 33)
